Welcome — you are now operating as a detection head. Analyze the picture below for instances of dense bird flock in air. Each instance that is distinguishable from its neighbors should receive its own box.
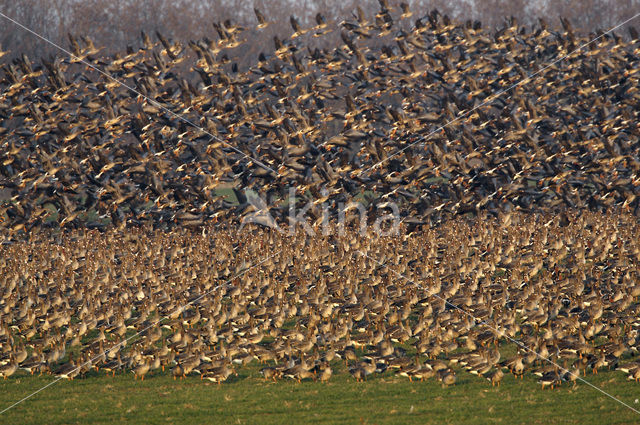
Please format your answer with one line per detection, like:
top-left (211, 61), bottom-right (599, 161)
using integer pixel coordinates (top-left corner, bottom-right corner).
top-left (1, 212), bottom-right (640, 387)
top-left (1, 0), bottom-right (640, 391)
top-left (0, 1), bottom-right (640, 232)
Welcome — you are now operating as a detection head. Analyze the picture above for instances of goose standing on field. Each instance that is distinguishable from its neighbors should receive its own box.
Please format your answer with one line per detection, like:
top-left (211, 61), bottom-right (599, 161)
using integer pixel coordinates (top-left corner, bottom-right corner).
top-left (628, 368), bottom-right (640, 383)
top-left (503, 355), bottom-right (525, 379)
top-left (562, 363), bottom-right (580, 388)
top-left (202, 364), bottom-right (236, 385)
top-left (0, 357), bottom-right (18, 380)
top-left (260, 366), bottom-right (280, 382)
top-left (318, 362), bottom-right (332, 383)
top-left (350, 366), bottom-right (366, 382)
top-left (20, 349), bottom-right (45, 375)
top-left (538, 368), bottom-right (561, 390)
top-left (134, 358), bottom-right (151, 381)
top-left (55, 354), bottom-right (80, 380)
top-left (172, 363), bottom-right (185, 380)
top-left (485, 368), bottom-right (503, 387)
top-left (102, 352), bottom-right (123, 377)
top-left (439, 369), bottom-right (457, 387)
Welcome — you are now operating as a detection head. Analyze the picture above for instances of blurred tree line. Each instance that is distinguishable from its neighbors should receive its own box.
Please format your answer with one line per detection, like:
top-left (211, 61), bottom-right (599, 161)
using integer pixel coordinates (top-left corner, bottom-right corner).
top-left (0, 0), bottom-right (638, 63)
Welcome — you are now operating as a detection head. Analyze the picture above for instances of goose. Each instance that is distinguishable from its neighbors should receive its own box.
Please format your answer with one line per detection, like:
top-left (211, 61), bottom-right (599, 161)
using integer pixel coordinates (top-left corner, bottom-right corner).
top-left (150, 354), bottom-right (162, 372)
top-left (538, 368), bottom-right (561, 390)
top-left (20, 350), bottom-right (45, 375)
top-left (318, 362), bottom-right (332, 383)
top-left (485, 368), bottom-right (504, 387)
top-left (0, 357), bottom-right (18, 380)
top-left (399, 363), bottom-right (434, 382)
top-left (618, 363), bottom-right (640, 382)
top-left (627, 367), bottom-right (640, 383)
top-left (55, 354), bottom-right (80, 380)
top-left (13, 344), bottom-right (28, 364)
top-left (172, 364), bottom-right (185, 380)
top-left (359, 358), bottom-right (377, 377)
top-left (259, 367), bottom-right (280, 382)
top-left (438, 369), bottom-right (457, 387)
top-left (133, 358), bottom-right (151, 381)
top-left (202, 365), bottom-right (236, 385)
top-left (283, 362), bottom-right (315, 383)
top-left (340, 346), bottom-right (358, 366)
top-left (503, 355), bottom-right (525, 379)
top-left (253, 8), bottom-right (270, 30)
top-left (349, 366), bottom-right (366, 382)
top-left (561, 363), bottom-right (581, 388)
top-left (102, 352), bottom-right (123, 377)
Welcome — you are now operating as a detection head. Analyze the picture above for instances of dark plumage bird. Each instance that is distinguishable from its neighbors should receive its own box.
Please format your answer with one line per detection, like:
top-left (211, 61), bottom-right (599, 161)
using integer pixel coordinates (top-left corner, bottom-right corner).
top-left (254, 8), bottom-right (269, 29)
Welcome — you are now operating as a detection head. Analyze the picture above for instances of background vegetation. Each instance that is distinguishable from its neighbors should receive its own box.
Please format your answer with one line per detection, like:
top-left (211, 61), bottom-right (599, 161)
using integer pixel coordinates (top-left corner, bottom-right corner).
top-left (1, 0), bottom-right (638, 63)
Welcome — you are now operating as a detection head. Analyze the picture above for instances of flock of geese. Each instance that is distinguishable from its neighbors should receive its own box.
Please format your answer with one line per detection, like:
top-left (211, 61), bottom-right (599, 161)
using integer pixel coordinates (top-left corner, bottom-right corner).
top-left (1, 0), bottom-right (640, 397)
top-left (1, 211), bottom-right (640, 390)
top-left (1, 2), bottom-right (640, 234)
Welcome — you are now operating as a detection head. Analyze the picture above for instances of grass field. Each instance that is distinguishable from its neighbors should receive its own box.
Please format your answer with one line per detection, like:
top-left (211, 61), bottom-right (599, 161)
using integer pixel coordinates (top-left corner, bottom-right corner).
top-left (1, 362), bottom-right (637, 424)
